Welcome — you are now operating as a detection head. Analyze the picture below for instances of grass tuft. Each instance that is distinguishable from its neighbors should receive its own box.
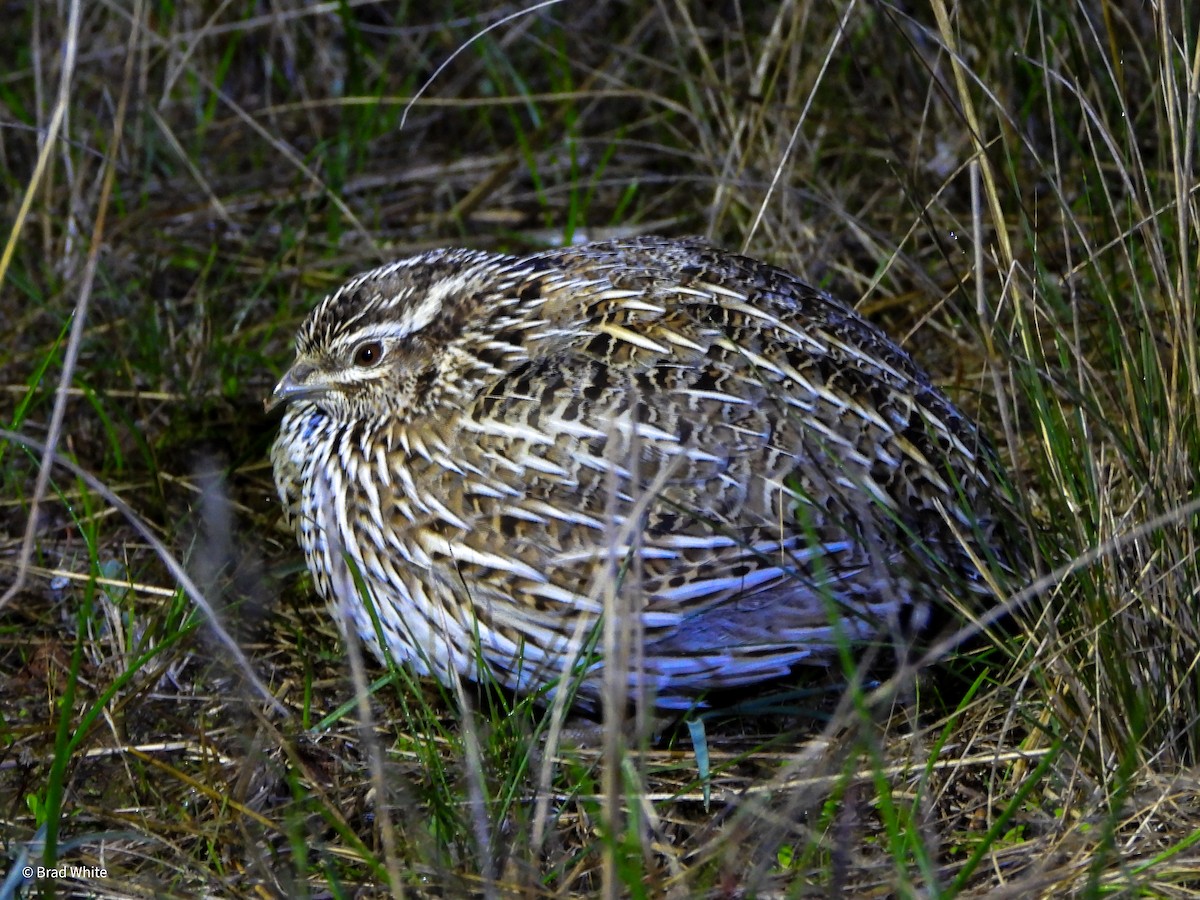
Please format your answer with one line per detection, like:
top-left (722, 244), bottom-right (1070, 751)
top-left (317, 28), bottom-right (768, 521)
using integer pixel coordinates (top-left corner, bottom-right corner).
top-left (2, 0), bottom-right (1199, 894)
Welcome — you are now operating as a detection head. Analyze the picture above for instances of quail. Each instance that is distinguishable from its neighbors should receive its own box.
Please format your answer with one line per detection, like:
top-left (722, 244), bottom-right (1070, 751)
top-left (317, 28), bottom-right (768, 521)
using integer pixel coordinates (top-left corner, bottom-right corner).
top-left (270, 236), bottom-right (1020, 709)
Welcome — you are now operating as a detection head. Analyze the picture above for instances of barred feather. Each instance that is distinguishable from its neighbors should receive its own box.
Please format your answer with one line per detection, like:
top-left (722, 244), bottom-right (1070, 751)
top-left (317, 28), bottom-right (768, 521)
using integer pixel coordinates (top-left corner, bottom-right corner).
top-left (270, 236), bottom-right (1023, 709)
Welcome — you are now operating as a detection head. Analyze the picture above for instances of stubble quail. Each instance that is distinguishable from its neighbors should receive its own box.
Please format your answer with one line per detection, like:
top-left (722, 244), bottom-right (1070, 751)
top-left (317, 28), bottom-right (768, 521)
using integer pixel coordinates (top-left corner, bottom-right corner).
top-left (270, 236), bottom-right (1021, 710)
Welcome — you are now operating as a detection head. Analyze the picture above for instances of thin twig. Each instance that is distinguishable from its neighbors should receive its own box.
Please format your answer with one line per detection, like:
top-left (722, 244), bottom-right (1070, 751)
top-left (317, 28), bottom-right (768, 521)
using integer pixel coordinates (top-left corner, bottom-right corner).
top-left (0, 0), bottom-right (83, 612)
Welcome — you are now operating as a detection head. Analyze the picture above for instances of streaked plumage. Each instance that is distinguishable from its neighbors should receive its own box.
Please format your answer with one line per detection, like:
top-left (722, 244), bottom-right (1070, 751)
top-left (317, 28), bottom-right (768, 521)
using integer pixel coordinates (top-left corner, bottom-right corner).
top-left (270, 237), bottom-right (1020, 709)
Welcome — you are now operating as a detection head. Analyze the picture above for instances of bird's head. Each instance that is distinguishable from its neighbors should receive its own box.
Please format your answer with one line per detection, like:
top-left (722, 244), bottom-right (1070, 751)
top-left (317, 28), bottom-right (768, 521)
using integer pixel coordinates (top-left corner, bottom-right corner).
top-left (269, 248), bottom-right (543, 423)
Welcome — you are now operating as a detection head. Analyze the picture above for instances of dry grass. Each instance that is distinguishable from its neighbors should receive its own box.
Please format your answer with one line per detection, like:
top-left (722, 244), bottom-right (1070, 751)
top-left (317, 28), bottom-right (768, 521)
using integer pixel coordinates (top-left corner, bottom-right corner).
top-left (2, 0), bottom-right (1199, 896)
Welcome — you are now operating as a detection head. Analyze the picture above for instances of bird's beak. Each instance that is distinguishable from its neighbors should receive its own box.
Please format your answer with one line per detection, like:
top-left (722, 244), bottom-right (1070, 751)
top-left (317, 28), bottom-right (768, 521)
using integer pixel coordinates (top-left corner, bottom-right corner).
top-left (265, 362), bottom-right (325, 412)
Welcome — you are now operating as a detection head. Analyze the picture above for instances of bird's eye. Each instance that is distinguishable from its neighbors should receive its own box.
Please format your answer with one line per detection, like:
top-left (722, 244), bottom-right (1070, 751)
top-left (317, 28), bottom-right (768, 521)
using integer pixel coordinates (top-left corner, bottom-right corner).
top-left (353, 340), bottom-right (384, 367)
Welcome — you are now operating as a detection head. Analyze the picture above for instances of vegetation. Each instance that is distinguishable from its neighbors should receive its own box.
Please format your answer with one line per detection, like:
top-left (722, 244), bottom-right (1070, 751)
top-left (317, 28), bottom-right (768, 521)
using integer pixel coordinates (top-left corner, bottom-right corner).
top-left (1, 0), bottom-right (1198, 895)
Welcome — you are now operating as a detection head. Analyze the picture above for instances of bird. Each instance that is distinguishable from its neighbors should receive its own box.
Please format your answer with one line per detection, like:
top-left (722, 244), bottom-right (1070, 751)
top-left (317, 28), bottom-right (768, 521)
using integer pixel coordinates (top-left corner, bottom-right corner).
top-left (269, 236), bottom-right (1021, 711)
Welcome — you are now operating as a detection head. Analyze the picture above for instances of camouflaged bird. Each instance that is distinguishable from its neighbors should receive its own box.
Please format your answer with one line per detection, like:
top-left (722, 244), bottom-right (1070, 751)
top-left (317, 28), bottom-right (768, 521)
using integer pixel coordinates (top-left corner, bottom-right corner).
top-left (270, 236), bottom-right (1020, 709)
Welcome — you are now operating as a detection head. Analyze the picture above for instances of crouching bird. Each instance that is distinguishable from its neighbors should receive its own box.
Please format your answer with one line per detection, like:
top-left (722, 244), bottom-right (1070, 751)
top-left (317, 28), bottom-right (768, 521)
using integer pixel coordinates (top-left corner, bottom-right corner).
top-left (269, 237), bottom-right (1023, 711)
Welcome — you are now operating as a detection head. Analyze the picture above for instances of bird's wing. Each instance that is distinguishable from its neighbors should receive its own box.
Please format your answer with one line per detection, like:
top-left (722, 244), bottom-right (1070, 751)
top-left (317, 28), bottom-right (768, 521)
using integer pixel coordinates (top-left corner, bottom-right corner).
top-left (443, 302), bottom-right (927, 633)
